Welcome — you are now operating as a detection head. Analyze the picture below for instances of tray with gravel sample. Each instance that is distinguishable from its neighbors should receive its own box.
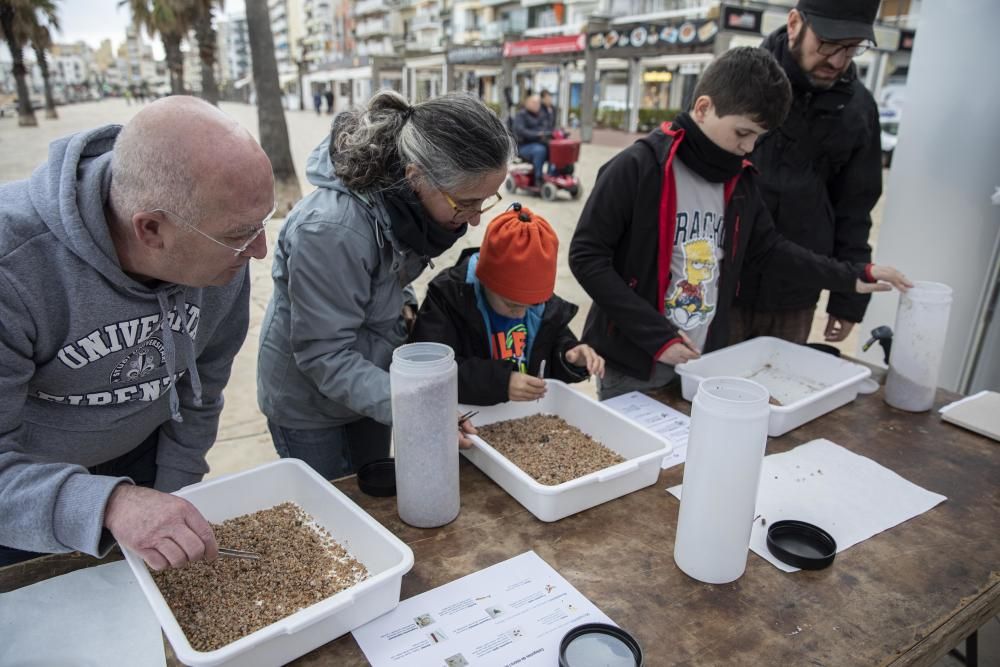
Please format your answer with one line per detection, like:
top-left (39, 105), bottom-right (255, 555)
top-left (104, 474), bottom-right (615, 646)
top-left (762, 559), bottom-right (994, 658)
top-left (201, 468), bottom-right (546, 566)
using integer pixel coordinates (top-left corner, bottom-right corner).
top-left (461, 380), bottom-right (671, 522)
top-left (122, 459), bottom-right (414, 667)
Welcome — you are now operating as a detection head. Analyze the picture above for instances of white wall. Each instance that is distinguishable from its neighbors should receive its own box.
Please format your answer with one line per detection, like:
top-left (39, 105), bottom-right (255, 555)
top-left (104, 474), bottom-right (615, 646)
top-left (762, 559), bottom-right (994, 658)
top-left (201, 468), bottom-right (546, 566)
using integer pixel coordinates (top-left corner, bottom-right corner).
top-left (855, 0), bottom-right (1000, 392)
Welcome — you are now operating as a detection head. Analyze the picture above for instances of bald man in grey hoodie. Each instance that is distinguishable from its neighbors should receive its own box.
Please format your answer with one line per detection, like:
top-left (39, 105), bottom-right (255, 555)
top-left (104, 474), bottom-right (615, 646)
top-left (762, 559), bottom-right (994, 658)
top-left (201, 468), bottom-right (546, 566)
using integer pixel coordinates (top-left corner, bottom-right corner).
top-left (0, 96), bottom-right (274, 570)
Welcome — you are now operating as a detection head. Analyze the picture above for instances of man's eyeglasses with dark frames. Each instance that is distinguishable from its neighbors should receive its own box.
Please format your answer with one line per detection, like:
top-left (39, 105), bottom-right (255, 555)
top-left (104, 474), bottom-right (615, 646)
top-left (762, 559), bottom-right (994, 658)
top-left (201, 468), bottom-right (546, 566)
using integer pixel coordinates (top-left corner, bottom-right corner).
top-left (801, 12), bottom-right (873, 58)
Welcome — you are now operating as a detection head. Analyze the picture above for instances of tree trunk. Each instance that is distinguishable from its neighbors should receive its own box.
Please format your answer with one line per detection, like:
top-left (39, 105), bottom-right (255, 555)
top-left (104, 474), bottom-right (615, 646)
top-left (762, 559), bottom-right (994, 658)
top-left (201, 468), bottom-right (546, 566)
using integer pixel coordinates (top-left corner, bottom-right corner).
top-left (0, 4), bottom-right (37, 127)
top-left (162, 33), bottom-right (185, 95)
top-left (34, 45), bottom-right (58, 119)
top-left (246, 0), bottom-right (301, 212)
top-left (194, 9), bottom-right (219, 106)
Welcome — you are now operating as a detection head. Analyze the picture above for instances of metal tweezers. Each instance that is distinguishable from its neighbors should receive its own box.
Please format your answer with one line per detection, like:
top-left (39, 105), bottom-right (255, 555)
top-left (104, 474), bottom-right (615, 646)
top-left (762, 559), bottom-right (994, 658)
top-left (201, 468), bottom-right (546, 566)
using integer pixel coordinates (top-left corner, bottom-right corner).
top-left (458, 410), bottom-right (479, 426)
top-left (218, 547), bottom-right (260, 561)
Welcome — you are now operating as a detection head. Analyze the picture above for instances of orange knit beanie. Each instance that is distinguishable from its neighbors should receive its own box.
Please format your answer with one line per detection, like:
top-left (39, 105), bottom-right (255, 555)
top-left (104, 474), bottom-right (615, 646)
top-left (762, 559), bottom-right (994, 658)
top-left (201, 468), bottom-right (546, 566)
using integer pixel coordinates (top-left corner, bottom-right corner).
top-left (476, 203), bottom-right (558, 305)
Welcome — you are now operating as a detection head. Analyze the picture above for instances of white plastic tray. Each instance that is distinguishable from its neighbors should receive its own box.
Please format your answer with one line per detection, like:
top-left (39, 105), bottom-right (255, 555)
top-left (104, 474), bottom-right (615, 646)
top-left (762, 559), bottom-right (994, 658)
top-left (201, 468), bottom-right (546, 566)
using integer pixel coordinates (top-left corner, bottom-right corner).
top-left (675, 336), bottom-right (871, 437)
top-left (461, 380), bottom-right (671, 522)
top-left (122, 459), bottom-right (414, 667)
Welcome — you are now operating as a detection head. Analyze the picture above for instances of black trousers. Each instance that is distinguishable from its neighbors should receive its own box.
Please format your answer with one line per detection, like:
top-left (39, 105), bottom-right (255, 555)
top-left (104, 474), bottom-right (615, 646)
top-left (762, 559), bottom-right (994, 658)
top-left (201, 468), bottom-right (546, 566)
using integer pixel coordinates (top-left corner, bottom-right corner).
top-left (0, 430), bottom-right (160, 567)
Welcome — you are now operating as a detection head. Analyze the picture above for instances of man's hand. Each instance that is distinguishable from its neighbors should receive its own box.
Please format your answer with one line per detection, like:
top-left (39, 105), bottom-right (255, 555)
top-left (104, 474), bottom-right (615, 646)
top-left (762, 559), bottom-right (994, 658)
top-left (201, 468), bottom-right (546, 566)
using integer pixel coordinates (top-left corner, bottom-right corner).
top-left (564, 344), bottom-right (606, 378)
top-left (458, 418), bottom-right (477, 450)
top-left (656, 331), bottom-right (701, 366)
top-left (508, 372), bottom-right (547, 401)
top-left (824, 316), bottom-right (856, 342)
top-left (104, 484), bottom-right (218, 571)
top-left (856, 265), bottom-right (913, 294)
top-left (402, 304), bottom-right (417, 336)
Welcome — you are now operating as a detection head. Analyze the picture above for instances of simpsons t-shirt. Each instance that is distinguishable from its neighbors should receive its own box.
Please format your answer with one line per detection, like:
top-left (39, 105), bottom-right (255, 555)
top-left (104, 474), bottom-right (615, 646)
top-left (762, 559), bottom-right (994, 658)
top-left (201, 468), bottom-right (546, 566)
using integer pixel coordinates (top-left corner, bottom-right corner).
top-left (663, 155), bottom-right (725, 350)
top-left (487, 306), bottom-right (528, 373)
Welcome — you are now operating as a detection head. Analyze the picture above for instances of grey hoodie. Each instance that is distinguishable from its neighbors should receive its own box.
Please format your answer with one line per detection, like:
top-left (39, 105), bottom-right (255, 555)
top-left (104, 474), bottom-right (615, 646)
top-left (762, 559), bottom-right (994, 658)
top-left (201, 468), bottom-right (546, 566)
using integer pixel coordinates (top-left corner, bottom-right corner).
top-left (0, 125), bottom-right (250, 556)
top-left (257, 135), bottom-right (425, 429)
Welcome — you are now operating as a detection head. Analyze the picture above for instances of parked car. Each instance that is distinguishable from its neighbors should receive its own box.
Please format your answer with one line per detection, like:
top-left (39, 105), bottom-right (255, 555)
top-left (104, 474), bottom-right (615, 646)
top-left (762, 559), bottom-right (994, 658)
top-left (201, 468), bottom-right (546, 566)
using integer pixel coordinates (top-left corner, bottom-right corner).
top-left (879, 107), bottom-right (901, 168)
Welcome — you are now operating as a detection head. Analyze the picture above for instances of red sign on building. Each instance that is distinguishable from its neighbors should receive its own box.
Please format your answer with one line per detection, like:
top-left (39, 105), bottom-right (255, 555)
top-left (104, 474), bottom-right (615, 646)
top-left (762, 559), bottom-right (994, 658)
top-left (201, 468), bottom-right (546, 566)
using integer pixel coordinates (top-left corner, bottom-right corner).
top-left (502, 34), bottom-right (586, 58)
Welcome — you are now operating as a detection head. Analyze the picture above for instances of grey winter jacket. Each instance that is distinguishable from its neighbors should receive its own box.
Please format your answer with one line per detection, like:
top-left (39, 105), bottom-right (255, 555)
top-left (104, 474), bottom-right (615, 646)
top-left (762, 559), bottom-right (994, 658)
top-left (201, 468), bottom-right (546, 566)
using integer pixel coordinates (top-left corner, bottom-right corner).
top-left (0, 125), bottom-right (251, 556)
top-left (257, 136), bottom-right (426, 429)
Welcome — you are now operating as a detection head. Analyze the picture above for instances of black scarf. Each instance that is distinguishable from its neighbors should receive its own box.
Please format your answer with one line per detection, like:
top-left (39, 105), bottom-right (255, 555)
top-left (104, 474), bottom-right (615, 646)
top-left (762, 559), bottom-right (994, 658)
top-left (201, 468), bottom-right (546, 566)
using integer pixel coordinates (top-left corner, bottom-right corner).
top-left (671, 112), bottom-right (744, 183)
top-left (382, 180), bottom-right (468, 260)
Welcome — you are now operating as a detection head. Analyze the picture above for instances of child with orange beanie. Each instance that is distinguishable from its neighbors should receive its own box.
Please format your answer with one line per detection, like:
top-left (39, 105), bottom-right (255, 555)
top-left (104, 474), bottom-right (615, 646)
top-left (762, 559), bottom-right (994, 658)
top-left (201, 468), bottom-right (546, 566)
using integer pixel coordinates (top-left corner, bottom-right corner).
top-left (410, 203), bottom-right (604, 405)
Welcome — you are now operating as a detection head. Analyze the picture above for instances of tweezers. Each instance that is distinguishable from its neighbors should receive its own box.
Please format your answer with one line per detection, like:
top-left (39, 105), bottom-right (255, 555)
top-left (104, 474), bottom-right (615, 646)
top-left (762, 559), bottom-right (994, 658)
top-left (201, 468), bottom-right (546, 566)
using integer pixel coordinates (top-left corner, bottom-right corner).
top-left (218, 547), bottom-right (260, 561)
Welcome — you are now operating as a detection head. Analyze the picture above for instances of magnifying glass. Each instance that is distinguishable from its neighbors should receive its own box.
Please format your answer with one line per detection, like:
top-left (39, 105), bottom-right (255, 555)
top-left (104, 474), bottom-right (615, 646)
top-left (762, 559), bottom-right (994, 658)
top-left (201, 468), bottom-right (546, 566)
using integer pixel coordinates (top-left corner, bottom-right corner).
top-left (559, 623), bottom-right (643, 667)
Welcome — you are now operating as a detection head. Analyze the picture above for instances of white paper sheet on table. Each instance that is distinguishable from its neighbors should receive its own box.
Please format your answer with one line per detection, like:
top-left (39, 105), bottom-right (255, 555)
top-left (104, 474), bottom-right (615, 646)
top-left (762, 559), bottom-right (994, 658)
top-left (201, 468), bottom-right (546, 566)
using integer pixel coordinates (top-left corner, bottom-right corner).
top-left (602, 390), bottom-right (690, 469)
top-left (352, 551), bottom-right (615, 667)
top-left (668, 439), bottom-right (947, 572)
top-left (0, 560), bottom-right (165, 666)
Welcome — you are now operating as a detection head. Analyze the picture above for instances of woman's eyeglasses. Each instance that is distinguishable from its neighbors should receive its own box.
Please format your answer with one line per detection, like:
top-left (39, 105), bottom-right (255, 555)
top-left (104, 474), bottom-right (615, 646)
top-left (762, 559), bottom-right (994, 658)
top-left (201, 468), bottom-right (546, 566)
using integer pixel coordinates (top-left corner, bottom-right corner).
top-left (441, 191), bottom-right (502, 223)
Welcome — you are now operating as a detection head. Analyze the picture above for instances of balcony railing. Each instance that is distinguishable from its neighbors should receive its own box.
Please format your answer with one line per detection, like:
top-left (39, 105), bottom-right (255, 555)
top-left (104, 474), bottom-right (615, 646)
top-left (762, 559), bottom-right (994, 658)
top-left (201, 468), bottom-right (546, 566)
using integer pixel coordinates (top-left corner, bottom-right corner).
top-left (410, 13), bottom-right (441, 30)
top-left (356, 19), bottom-right (392, 37)
top-left (353, 0), bottom-right (390, 17)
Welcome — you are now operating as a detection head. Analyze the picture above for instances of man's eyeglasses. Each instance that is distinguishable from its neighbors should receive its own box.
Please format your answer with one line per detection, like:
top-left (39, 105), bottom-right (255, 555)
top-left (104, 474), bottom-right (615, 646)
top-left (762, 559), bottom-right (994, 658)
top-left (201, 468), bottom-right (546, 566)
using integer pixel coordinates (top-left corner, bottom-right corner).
top-left (441, 190), bottom-right (502, 223)
top-left (801, 13), bottom-right (872, 58)
top-left (153, 205), bottom-right (277, 256)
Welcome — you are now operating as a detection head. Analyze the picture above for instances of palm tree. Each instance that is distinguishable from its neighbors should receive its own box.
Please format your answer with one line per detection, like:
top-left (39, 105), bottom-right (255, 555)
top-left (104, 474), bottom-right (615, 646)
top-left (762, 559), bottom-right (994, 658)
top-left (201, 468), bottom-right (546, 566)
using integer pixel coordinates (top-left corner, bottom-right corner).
top-left (0, 0), bottom-right (40, 126)
top-left (122, 0), bottom-right (190, 95)
top-left (28, 6), bottom-right (59, 119)
top-left (191, 0), bottom-right (220, 105)
top-left (246, 0), bottom-right (301, 211)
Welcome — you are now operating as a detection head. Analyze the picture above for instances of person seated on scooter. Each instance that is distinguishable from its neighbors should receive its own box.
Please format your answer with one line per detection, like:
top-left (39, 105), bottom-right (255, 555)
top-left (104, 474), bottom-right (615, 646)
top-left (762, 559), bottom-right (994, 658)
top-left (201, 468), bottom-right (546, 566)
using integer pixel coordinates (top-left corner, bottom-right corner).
top-left (411, 204), bottom-right (604, 405)
top-left (513, 95), bottom-right (550, 187)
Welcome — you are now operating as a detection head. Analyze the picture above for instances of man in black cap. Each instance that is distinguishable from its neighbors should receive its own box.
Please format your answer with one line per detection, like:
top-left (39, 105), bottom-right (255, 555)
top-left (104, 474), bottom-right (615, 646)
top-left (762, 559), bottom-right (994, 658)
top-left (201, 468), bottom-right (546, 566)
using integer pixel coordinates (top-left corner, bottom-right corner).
top-left (731, 0), bottom-right (883, 346)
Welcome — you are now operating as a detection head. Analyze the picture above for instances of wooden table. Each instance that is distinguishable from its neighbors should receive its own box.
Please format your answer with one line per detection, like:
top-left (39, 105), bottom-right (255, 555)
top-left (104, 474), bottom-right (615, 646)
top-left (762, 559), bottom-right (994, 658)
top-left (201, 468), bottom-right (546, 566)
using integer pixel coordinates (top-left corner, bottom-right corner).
top-left (2, 386), bottom-right (997, 666)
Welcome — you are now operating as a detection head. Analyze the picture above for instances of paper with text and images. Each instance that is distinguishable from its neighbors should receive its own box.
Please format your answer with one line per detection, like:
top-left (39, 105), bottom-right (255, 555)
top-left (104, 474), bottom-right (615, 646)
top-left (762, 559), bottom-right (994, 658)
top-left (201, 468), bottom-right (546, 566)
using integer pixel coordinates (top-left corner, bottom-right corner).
top-left (668, 439), bottom-right (947, 572)
top-left (352, 551), bottom-right (616, 666)
top-left (602, 390), bottom-right (690, 468)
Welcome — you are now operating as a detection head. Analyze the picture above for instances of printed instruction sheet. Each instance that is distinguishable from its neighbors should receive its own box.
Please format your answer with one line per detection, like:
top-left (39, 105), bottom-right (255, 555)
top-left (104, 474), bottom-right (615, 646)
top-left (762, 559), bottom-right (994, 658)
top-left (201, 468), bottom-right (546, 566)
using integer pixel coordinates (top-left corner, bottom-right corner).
top-left (352, 551), bottom-right (615, 666)
top-left (602, 390), bottom-right (690, 468)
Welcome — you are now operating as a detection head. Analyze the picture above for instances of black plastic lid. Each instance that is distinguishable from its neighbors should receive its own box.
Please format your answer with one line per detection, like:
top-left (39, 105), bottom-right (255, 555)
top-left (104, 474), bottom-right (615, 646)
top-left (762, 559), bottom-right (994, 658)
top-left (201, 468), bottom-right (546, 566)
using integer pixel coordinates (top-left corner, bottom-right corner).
top-left (559, 623), bottom-right (643, 667)
top-left (357, 458), bottom-right (396, 497)
top-left (766, 520), bottom-right (837, 570)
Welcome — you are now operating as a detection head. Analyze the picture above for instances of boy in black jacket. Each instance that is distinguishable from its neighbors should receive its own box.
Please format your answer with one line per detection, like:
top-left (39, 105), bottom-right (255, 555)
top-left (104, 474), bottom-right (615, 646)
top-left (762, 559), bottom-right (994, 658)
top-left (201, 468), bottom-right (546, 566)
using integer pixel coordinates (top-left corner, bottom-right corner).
top-left (569, 47), bottom-right (909, 400)
top-left (412, 204), bottom-right (604, 405)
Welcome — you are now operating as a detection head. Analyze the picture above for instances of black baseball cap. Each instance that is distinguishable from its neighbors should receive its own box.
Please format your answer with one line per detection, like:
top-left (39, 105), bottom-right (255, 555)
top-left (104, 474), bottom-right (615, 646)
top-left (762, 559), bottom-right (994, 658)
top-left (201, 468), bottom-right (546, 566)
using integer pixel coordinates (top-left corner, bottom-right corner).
top-left (796, 0), bottom-right (879, 45)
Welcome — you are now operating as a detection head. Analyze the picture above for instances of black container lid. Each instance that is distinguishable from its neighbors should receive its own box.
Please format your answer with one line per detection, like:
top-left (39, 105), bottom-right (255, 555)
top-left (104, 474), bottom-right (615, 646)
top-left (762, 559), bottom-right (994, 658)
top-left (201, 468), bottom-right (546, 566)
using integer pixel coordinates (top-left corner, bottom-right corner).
top-left (357, 458), bottom-right (396, 497)
top-left (559, 623), bottom-right (643, 667)
top-left (766, 520), bottom-right (837, 570)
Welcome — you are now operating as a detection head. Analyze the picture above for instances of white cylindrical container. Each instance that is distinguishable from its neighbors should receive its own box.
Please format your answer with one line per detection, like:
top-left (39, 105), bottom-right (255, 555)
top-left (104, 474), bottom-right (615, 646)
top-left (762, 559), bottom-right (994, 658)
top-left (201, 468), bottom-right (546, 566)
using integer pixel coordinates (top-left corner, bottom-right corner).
top-left (884, 282), bottom-right (953, 412)
top-left (673, 377), bottom-right (770, 584)
top-left (390, 342), bottom-right (460, 528)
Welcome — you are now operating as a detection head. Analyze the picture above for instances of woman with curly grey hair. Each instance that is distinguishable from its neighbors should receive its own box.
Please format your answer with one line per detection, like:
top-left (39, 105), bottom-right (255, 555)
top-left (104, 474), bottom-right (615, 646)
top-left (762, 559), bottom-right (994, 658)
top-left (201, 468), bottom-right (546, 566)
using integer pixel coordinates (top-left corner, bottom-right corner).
top-left (257, 91), bottom-right (514, 478)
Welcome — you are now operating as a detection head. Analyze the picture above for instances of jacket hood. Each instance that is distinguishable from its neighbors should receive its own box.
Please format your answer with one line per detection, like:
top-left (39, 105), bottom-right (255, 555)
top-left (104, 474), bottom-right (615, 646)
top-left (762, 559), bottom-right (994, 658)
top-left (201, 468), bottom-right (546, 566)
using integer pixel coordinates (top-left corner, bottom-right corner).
top-left (306, 133), bottom-right (352, 193)
top-left (27, 124), bottom-right (162, 295)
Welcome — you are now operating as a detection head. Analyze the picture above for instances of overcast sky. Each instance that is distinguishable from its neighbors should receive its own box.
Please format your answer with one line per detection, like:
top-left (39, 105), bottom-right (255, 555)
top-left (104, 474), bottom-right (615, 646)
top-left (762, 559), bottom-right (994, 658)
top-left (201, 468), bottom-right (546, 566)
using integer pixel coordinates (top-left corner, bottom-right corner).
top-left (55, 0), bottom-right (247, 58)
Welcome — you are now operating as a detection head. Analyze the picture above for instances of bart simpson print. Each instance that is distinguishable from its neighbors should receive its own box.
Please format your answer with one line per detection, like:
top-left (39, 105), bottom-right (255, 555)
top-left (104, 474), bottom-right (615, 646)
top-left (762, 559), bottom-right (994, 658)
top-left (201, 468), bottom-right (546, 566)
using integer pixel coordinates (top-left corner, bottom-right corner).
top-left (665, 238), bottom-right (717, 329)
